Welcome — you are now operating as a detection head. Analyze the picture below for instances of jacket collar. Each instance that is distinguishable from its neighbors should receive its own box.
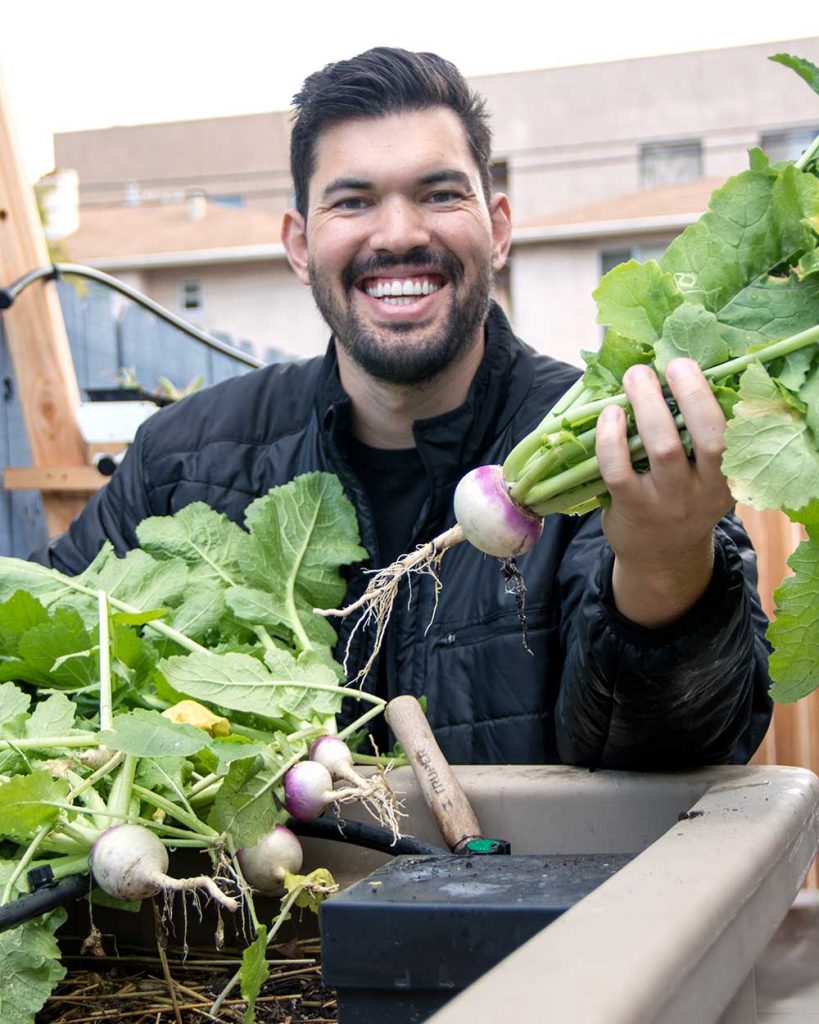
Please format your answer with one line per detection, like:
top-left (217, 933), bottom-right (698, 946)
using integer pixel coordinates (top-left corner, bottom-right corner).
top-left (315, 302), bottom-right (534, 505)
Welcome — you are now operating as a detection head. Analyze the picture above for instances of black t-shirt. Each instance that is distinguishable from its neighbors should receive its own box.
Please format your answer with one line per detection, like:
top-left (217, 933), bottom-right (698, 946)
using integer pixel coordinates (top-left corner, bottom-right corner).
top-left (345, 436), bottom-right (429, 567)
top-left (345, 436), bottom-right (430, 752)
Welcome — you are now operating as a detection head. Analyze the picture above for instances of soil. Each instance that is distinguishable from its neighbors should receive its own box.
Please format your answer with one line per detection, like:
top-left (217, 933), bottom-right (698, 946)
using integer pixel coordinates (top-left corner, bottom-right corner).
top-left (38, 936), bottom-right (338, 1024)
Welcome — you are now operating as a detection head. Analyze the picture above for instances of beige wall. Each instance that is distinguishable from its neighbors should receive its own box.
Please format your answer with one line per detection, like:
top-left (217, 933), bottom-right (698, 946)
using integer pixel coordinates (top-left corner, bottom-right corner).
top-left (142, 260), bottom-right (329, 361)
top-left (510, 230), bottom-right (678, 368)
top-left (473, 37), bottom-right (819, 221)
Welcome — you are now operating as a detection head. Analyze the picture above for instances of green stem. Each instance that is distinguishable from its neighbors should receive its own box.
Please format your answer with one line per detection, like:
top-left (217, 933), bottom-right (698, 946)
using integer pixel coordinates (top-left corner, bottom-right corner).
top-left (336, 702), bottom-right (388, 743)
top-left (131, 784), bottom-right (219, 837)
top-left (57, 576), bottom-right (208, 654)
top-left (795, 131), bottom-right (819, 171)
top-left (521, 432), bottom-right (646, 509)
top-left (704, 323), bottom-right (819, 382)
top-left (0, 733), bottom-right (98, 752)
top-left (97, 590), bottom-right (113, 732)
top-left (46, 854), bottom-right (90, 882)
top-left (107, 754), bottom-right (138, 820)
top-left (2, 824), bottom-right (52, 904)
top-left (210, 884), bottom-right (305, 1016)
top-left (352, 751), bottom-right (409, 768)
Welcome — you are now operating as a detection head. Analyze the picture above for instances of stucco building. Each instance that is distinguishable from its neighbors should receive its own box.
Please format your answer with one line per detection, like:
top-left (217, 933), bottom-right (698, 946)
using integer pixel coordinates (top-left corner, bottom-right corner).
top-left (51, 36), bottom-right (819, 367)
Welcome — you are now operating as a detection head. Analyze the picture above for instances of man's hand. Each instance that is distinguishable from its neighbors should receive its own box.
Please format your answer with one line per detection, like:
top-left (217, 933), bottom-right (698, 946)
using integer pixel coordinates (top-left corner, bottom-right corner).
top-left (595, 357), bottom-right (734, 629)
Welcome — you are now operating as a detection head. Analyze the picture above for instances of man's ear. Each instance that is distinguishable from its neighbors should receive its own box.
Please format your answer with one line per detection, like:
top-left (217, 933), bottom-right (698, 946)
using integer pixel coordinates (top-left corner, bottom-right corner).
top-left (282, 209), bottom-right (310, 285)
top-left (489, 193), bottom-right (512, 272)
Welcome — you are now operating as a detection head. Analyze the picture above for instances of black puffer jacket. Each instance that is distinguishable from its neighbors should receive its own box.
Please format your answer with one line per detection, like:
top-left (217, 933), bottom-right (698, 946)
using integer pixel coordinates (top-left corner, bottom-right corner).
top-left (37, 305), bottom-right (772, 767)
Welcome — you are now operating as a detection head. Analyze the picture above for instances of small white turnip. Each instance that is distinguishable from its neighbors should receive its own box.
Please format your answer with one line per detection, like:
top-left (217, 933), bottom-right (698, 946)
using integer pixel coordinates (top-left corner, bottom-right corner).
top-left (237, 825), bottom-right (303, 894)
top-left (89, 823), bottom-right (238, 910)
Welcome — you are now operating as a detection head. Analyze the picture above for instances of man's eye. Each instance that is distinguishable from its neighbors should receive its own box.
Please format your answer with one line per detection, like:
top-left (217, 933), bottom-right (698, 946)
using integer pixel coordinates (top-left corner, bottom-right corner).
top-left (334, 197), bottom-right (368, 211)
top-left (427, 190), bottom-right (461, 204)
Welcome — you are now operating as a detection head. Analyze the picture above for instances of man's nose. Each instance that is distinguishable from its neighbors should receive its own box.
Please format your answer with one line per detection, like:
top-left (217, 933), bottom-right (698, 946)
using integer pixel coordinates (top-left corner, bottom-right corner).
top-left (369, 196), bottom-right (431, 255)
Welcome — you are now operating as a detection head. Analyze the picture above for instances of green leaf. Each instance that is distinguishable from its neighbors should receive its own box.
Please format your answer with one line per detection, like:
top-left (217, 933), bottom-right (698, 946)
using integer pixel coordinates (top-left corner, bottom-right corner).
top-left (770, 54), bottom-right (819, 97)
top-left (239, 473), bottom-right (367, 619)
top-left (722, 362), bottom-right (819, 510)
top-left (102, 709), bottom-right (211, 758)
top-left (207, 753), bottom-right (286, 847)
top-left (158, 649), bottom-right (344, 721)
top-left (0, 909), bottom-right (67, 1024)
top-left (654, 304), bottom-right (731, 375)
top-left (0, 683), bottom-right (31, 735)
top-left (240, 926), bottom-right (269, 1024)
top-left (282, 867), bottom-right (337, 914)
top-left (165, 584), bottom-right (227, 641)
top-left (661, 164), bottom-right (819, 315)
top-left (581, 331), bottom-right (654, 395)
top-left (0, 560), bottom-right (74, 609)
top-left (135, 755), bottom-right (192, 799)
top-left (800, 361), bottom-right (819, 438)
top-left (768, 514), bottom-right (819, 702)
top-left (111, 608), bottom-right (168, 626)
top-left (136, 502), bottom-right (248, 587)
top-left (593, 260), bottom-right (682, 343)
top-left (0, 771), bottom-right (69, 842)
top-left (77, 545), bottom-right (190, 615)
top-left (25, 693), bottom-right (76, 739)
top-left (796, 249), bottom-right (819, 281)
top-left (0, 609), bottom-right (97, 690)
top-left (0, 592), bottom-right (49, 656)
top-left (225, 585), bottom-right (338, 648)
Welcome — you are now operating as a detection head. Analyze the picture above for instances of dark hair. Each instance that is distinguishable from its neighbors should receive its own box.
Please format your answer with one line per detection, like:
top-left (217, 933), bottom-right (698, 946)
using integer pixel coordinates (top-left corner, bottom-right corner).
top-left (290, 47), bottom-right (493, 217)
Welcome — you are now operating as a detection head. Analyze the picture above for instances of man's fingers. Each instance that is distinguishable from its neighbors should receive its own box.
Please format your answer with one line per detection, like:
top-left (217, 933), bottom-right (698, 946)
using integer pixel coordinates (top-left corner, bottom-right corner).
top-left (665, 358), bottom-right (728, 478)
top-left (622, 363), bottom-right (690, 497)
top-left (595, 403), bottom-right (636, 492)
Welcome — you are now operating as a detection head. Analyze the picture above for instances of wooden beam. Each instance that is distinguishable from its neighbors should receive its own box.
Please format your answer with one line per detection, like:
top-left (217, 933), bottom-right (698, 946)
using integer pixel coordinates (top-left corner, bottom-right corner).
top-left (0, 74), bottom-right (88, 536)
top-left (3, 466), bottom-right (105, 492)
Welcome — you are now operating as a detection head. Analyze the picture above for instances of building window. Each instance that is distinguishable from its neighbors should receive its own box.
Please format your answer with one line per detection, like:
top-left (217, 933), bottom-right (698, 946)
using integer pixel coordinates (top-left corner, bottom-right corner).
top-left (639, 139), bottom-right (702, 190)
top-left (760, 127), bottom-right (819, 164)
top-left (211, 194), bottom-right (245, 208)
top-left (601, 244), bottom-right (669, 278)
top-left (179, 279), bottom-right (203, 314)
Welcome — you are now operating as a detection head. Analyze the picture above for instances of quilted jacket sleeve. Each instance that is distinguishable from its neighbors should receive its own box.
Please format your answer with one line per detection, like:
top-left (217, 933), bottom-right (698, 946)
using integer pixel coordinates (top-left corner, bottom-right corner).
top-left (554, 510), bottom-right (773, 769)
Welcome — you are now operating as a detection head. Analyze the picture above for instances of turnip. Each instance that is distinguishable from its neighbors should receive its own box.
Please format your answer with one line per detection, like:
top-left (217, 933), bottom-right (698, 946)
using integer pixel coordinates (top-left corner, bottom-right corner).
top-left (285, 752), bottom-right (402, 838)
top-left (237, 825), bottom-right (303, 894)
top-left (89, 823), bottom-right (239, 910)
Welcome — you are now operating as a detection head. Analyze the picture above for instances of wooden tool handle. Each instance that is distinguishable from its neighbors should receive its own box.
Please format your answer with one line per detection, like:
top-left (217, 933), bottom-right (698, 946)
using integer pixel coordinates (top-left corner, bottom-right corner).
top-left (385, 695), bottom-right (482, 852)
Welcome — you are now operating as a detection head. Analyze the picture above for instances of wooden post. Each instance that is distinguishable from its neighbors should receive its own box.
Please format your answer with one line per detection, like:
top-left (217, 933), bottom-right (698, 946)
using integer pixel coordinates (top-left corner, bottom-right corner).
top-left (0, 72), bottom-right (88, 537)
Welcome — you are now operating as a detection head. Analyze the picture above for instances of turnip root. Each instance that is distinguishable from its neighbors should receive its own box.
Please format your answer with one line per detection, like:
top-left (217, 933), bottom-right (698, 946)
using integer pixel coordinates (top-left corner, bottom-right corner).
top-left (308, 735), bottom-right (402, 836)
top-left (237, 825), bottom-right (303, 894)
top-left (89, 823), bottom-right (238, 910)
top-left (285, 755), bottom-right (402, 839)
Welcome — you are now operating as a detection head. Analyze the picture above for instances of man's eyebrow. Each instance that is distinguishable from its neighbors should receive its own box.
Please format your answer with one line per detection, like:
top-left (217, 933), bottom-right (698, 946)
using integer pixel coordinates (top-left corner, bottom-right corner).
top-left (320, 169), bottom-right (474, 201)
top-left (321, 177), bottom-right (373, 199)
top-left (417, 169), bottom-right (473, 189)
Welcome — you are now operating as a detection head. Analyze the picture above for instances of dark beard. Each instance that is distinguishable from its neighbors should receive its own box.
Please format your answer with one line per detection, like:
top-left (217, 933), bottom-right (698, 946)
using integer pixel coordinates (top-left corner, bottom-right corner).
top-left (308, 249), bottom-right (493, 386)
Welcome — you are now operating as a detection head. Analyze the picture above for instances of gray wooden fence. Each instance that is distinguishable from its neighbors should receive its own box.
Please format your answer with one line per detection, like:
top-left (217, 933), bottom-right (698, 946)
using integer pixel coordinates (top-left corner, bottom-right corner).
top-left (0, 280), bottom-right (254, 558)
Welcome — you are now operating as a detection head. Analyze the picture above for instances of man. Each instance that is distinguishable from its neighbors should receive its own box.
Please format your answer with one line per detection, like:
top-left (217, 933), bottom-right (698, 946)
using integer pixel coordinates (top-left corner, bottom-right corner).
top-left (38, 48), bottom-right (772, 766)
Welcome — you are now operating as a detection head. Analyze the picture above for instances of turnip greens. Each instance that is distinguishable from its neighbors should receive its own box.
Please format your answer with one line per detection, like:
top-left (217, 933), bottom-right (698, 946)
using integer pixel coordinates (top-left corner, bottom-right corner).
top-left (0, 473), bottom-right (384, 1024)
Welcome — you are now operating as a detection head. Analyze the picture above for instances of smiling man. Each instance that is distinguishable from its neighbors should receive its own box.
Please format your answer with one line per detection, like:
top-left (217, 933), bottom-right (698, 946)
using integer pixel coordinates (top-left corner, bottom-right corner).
top-left (39, 48), bottom-right (773, 767)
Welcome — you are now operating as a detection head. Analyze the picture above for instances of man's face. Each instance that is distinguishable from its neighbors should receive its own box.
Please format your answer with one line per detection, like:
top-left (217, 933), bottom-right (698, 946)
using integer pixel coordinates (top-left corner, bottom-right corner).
top-left (283, 108), bottom-right (511, 385)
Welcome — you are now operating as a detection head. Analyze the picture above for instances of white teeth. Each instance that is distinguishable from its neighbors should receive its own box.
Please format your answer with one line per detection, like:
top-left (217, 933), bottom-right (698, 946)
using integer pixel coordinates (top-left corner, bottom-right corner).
top-left (383, 295), bottom-right (415, 305)
top-left (364, 278), bottom-right (443, 299)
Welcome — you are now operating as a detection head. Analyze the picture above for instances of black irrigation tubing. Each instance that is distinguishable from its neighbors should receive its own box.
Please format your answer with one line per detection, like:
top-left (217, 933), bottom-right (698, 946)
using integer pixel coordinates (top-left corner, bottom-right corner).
top-left (0, 262), bottom-right (266, 370)
top-left (0, 818), bottom-right (445, 933)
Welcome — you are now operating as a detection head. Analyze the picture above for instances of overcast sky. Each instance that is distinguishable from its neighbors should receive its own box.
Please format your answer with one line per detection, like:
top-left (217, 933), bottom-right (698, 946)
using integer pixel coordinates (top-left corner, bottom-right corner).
top-left (1, 0), bottom-right (818, 181)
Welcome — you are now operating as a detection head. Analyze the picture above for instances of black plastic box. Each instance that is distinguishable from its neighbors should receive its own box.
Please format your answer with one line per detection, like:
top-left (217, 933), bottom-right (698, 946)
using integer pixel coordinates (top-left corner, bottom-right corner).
top-left (321, 853), bottom-right (633, 1024)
